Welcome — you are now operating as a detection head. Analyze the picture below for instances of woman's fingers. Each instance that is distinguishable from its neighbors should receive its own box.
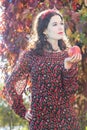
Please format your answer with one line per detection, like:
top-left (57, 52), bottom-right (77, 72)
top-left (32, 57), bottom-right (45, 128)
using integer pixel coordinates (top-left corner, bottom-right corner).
top-left (69, 54), bottom-right (82, 63)
top-left (25, 110), bottom-right (32, 121)
top-left (64, 53), bottom-right (82, 70)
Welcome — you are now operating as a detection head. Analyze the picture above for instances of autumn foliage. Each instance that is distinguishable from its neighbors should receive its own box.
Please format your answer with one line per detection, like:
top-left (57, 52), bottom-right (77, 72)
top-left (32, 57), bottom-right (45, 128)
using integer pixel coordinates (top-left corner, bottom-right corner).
top-left (0, 0), bottom-right (87, 127)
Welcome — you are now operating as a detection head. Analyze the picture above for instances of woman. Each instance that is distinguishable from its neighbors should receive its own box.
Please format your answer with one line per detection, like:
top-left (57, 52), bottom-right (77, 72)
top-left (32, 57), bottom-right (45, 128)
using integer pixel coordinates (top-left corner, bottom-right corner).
top-left (5, 9), bottom-right (82, 130)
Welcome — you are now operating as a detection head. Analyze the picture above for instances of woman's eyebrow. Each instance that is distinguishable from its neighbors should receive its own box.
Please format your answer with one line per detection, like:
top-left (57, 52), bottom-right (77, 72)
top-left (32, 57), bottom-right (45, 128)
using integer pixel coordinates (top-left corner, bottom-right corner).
top-left (52, 21), bottom-right (62, 24)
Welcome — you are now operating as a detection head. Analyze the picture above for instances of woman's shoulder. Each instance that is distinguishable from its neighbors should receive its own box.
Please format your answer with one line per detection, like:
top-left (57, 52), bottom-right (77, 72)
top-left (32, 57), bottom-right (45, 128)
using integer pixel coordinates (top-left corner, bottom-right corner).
top-left (57, 49), bottom-right (68, 60)
top-left (18, 49), bottom-right (34, 62)
top-left (62, 49), bottom-right (68, 55)
top-left (22, 48), bottom-right (34, 56)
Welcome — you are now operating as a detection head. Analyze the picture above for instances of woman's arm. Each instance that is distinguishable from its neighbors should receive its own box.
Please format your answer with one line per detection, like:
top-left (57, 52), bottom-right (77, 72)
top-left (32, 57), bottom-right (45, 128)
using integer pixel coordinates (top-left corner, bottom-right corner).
top-left (4, 51), bottom-right (32, 119)
top-left (60, 53), bottom-right (82, 95)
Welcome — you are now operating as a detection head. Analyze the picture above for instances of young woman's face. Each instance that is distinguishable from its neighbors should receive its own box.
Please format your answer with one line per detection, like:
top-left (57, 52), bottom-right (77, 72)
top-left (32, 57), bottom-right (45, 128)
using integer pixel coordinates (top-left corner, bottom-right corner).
top-left (45, 15), bottom-right (64, 41)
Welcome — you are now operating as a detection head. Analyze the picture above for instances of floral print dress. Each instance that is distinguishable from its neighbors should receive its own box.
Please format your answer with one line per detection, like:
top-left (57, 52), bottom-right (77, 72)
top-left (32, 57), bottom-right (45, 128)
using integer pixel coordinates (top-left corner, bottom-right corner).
top-left (5, 49), bottom-right (80, 130)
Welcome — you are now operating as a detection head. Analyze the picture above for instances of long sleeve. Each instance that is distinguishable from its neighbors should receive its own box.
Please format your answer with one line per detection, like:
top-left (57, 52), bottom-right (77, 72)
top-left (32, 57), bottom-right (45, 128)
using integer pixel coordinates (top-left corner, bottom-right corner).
top-left (4, 51), bottom-right (32, 119)
top-left (62, 63), bottom-right (79, 94)
top-left (60, 52), bottom-right (79, 96)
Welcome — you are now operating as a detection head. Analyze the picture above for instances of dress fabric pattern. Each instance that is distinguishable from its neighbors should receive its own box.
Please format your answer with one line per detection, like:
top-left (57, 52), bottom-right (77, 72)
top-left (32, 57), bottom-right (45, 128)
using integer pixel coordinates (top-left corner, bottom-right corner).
top-left (5, 49), bottom-right (80, 130)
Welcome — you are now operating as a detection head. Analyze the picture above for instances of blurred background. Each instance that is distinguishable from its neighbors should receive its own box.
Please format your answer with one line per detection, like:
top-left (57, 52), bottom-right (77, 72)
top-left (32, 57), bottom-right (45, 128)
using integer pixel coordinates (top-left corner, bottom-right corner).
top-left (0, 0), bottom-right (87, 130)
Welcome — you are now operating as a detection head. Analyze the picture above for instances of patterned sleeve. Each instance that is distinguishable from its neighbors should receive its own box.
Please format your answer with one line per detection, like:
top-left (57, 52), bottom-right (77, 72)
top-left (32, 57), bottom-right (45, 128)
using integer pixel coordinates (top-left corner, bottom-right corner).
top-left (60, 52), bottom-right (79, 96)
top-left (4, 51), bottom-right (32, 119)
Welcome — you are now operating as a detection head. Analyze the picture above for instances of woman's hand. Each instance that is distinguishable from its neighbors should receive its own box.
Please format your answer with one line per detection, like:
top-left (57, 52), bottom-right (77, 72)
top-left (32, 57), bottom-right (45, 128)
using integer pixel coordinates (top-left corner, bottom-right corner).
top-left (25, 109), bottom-right (32, 122)
top-left (64, 53), bottom-right (82, 70)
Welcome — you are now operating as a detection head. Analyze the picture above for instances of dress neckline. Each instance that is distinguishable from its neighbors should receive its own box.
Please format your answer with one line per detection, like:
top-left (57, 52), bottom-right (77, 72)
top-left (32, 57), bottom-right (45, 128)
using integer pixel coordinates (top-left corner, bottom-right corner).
top-left (44, 49), bottom-right (61, 53)
top-left (43, 49), bottom-right (68, 58)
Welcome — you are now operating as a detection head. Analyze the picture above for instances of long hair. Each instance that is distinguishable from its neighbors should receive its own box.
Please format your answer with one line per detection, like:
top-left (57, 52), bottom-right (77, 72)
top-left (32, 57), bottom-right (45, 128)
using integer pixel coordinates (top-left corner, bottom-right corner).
top-left (30, 9), bottom-right (71, 55)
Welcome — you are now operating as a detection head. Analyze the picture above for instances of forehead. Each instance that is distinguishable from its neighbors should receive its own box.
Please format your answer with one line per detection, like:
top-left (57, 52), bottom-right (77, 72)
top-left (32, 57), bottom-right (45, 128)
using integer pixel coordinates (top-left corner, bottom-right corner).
top-left (49, 15), bottom-right (63, 23)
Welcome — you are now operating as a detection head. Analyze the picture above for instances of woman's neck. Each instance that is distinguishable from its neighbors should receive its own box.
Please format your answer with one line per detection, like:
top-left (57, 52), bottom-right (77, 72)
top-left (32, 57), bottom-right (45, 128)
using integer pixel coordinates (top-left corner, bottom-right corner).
top-left (47, 39), bottom-right (60, 51)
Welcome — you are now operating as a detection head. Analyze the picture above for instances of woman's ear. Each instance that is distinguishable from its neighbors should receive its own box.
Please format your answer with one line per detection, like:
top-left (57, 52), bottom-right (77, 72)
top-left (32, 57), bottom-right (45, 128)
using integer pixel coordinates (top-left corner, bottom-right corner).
top-left (43, 29), bottom-right (49, 39)
top-left (43, 29), bottom-right (47, 35)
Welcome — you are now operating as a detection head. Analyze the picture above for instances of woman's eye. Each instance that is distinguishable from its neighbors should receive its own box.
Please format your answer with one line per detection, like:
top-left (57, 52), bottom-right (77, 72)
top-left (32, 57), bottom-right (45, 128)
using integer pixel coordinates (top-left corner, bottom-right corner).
top-left (52, 22), bottom-right (64, 26)
top-left (60, 22), bottom-right (64, 25)
top-left (52, 23), bottom-right (57, 26)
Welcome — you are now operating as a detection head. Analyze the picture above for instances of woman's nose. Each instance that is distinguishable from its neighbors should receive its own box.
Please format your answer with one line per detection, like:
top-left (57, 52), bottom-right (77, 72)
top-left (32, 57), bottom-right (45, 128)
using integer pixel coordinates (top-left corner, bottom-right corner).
top-left (58, 26), bottom-right (64, 31)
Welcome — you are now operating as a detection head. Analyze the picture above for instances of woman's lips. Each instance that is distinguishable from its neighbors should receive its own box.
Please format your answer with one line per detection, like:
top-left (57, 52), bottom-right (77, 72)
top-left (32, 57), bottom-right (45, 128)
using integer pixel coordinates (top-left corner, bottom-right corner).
top-left (57, 32), bottom-right (63, 34)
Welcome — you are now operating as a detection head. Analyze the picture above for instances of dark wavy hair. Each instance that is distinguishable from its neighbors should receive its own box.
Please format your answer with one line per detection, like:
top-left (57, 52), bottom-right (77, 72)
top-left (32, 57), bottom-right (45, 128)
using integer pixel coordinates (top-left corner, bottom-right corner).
top-left (31, 9), bottom-right (70, 55)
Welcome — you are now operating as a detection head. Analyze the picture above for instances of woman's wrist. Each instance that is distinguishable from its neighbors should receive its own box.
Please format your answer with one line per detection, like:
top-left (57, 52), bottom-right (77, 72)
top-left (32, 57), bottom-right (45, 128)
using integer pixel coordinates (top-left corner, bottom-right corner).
top-left (64, 59), bottom-right (72, 70)
top-left (25, 109), bottom-right (32, 122)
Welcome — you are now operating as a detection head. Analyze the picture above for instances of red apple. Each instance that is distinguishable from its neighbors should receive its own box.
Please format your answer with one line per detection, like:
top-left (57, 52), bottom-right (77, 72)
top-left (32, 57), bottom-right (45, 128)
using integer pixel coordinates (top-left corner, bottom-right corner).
top-left (68, 45), bottom-right (81, 57)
